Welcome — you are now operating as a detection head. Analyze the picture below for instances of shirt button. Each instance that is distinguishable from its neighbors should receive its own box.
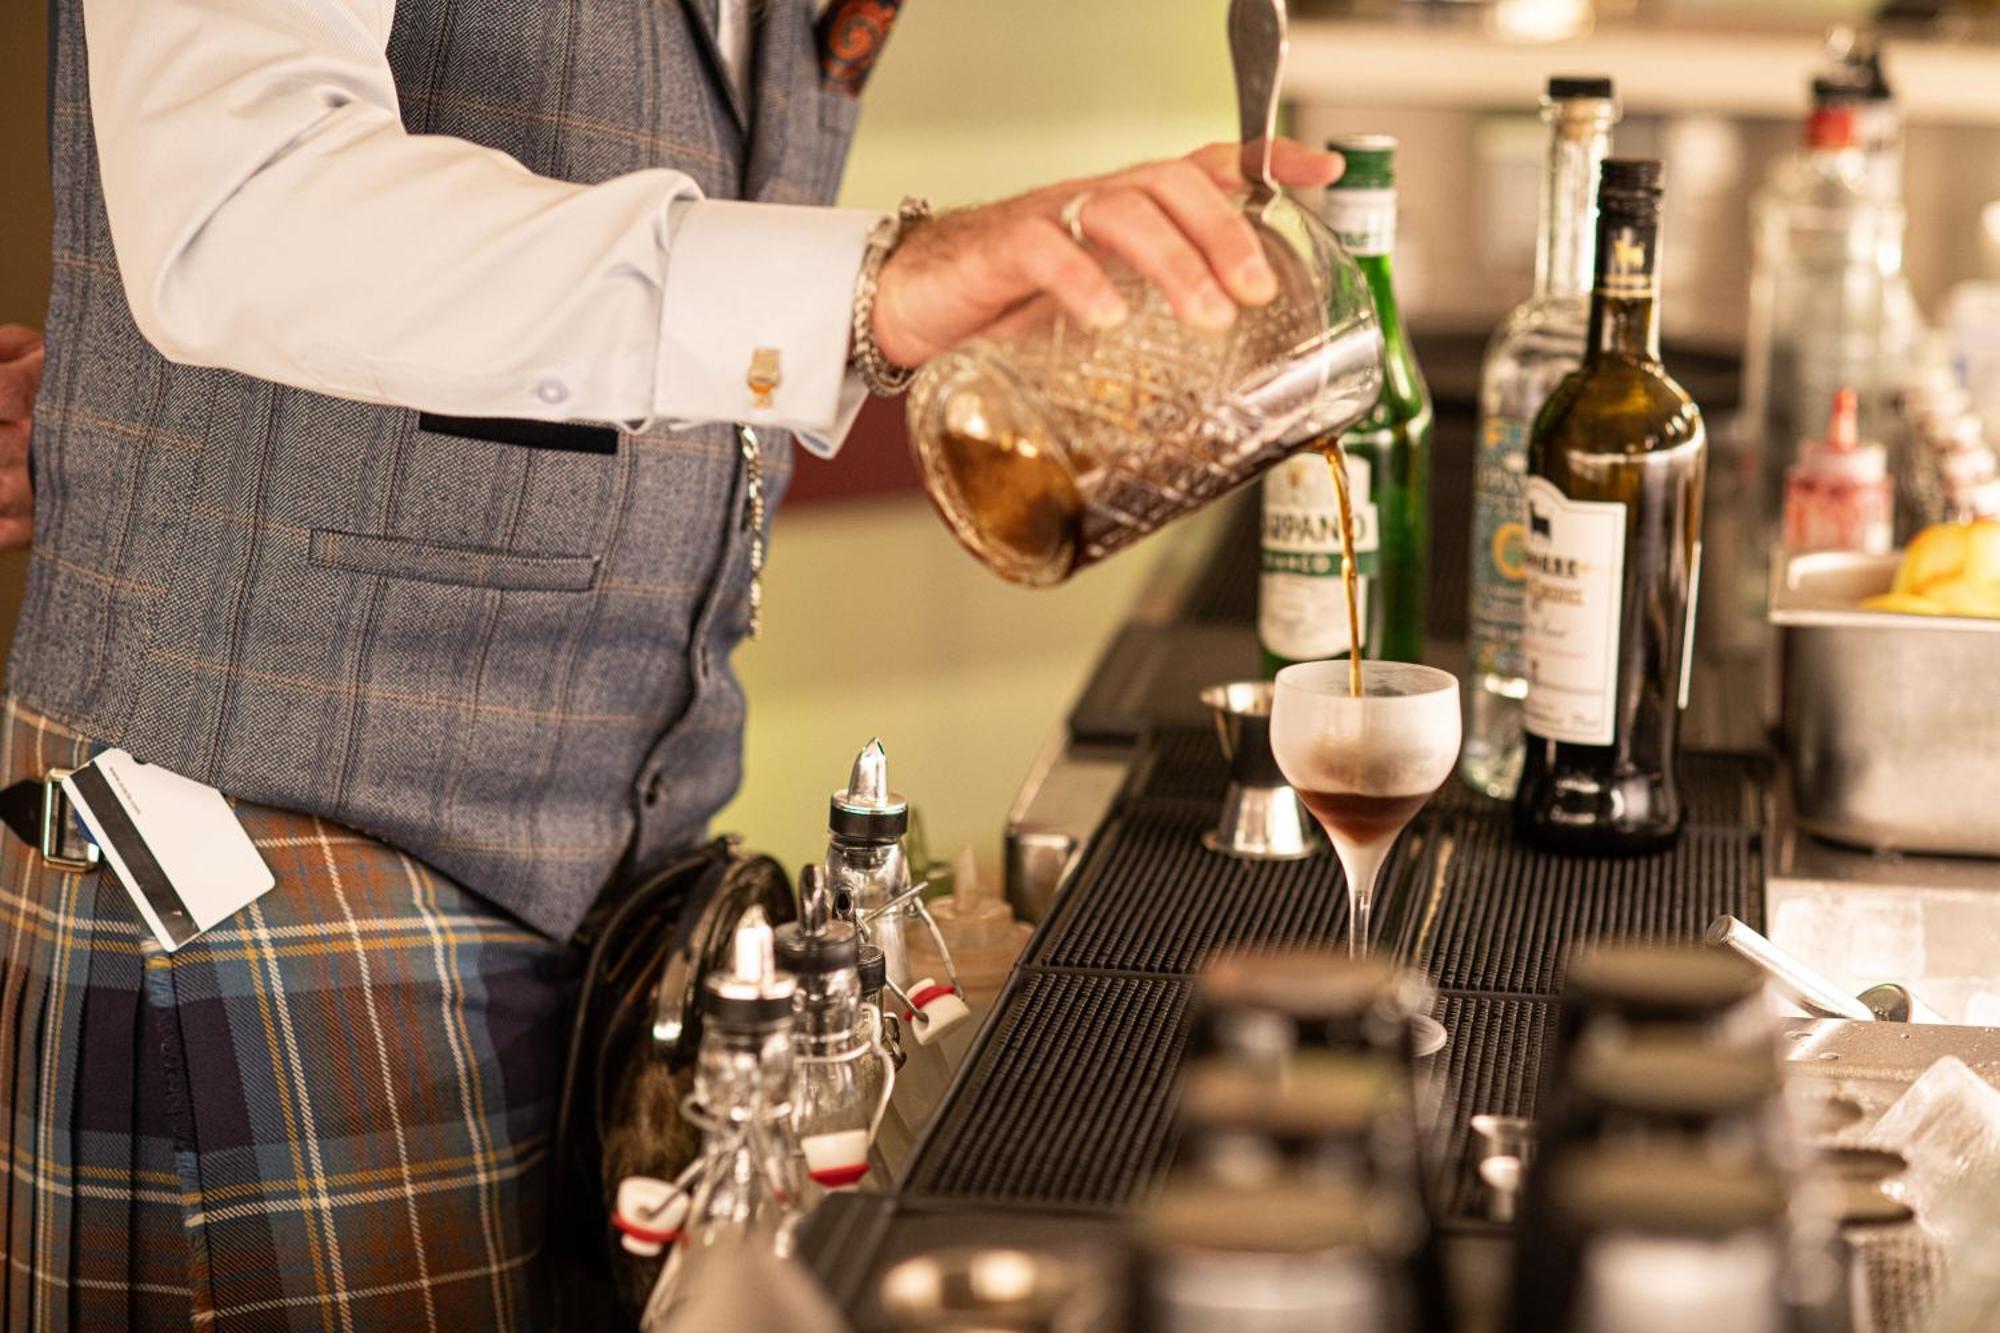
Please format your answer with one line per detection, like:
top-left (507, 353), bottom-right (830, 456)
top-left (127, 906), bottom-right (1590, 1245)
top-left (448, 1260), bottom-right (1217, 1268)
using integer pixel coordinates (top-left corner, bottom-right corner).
top-left (643, 773), bottom-right (666, 807)
top-left (534, 378), bottom-right (569, 406)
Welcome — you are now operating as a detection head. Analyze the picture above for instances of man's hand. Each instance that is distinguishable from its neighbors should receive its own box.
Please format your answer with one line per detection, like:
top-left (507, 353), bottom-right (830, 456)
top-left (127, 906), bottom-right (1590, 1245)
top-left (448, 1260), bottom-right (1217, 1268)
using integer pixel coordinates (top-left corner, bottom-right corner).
top-left (870, 140), bottom-right (1343, 371)
top-left (0, 327), bottom-right (39, 554)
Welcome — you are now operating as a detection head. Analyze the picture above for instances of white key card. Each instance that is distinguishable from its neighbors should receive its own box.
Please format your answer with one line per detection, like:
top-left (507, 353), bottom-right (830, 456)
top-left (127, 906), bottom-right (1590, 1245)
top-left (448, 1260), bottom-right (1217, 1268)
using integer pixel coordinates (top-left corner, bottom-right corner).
top-left (62, 750), bottom-right (275, 951)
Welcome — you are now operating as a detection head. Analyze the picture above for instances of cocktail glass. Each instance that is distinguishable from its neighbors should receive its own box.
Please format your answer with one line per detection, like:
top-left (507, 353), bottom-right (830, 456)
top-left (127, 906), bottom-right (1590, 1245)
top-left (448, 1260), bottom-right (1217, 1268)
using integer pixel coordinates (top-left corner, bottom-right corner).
top-left (1269, 661), bottom-right (1461, 959)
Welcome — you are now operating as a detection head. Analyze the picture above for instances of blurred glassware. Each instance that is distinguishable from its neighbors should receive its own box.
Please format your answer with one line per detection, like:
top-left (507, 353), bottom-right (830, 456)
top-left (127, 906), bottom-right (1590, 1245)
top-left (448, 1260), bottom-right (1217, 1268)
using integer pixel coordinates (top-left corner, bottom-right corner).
top-left (1942, 280), bottom-right (2000, 456)
top-left (903, 846), bottom-right (1031, 1010)
top-left (1740, 85), bottom-right (1919, 593)
top-left (1892, 333), bottom-right (2000, 530)
top-left (1819, 26), bottom-right (1901, 200)
top-left (1781, 387), bottom-right (1893, 556)
top-left (879, 1246), bottom-right (1107, 1333)
top-left (1519, 1147), bottom-right (1797, 1333)
top-left (1173, 1054), bottom-right (1454, 1333)
top-left (642, 908), bottom-right (814, 1327)
top-left (1133, 1177), bottom-right (1439, 1332)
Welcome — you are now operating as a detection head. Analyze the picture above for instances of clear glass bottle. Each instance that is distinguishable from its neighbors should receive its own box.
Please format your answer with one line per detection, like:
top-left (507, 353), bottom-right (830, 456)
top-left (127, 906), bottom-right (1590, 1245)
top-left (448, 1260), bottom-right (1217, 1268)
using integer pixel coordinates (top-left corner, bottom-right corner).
top-left (643, 908), bottom-right (814, 1327)
top-left (777, 873), bottom-right (893, 1192)
top-left (858, 942), bottom-right (903, 1079)
top-left (1741, 94), bottom-right (1909, 554)
top-left (1462, 77), bottom-right (1618, 800)
top-left (823, 738), bottom-right (917, 991)
top-left (1820, 27), bottom-right (1900, 200)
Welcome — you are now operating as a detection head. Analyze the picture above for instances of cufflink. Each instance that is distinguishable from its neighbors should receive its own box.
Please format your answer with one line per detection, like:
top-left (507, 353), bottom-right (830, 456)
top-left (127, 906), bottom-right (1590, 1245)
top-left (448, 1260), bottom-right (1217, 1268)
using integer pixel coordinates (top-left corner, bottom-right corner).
top-left (748, 347), bottom-right (782, 411)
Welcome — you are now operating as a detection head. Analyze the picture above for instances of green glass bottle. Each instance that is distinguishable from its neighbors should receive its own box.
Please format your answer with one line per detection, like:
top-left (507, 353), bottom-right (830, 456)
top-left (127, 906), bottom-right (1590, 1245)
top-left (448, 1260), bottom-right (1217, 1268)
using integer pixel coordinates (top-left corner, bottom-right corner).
top-left (1514, 159), bottom-right (1707, 854)
top-left (1258, 135), bottom-right (1432, 674)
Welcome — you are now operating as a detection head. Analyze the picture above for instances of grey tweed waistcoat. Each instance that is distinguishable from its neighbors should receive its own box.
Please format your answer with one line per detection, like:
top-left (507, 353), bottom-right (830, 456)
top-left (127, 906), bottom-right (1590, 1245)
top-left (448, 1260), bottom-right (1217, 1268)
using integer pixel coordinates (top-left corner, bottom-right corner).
top-left (16, 0), bottom-right (861, 937)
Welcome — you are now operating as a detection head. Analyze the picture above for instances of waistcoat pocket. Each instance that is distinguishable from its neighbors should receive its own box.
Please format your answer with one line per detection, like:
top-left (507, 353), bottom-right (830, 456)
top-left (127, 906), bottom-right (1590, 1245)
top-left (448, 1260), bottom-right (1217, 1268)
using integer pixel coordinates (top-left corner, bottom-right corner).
top-left (308, 529), bottom-right (600, 591)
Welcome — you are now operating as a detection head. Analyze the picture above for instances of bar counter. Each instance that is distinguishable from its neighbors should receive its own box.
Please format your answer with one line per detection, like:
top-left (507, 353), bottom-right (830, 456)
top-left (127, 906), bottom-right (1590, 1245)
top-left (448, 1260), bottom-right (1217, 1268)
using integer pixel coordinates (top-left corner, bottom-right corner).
top-left (798, 337), bottom-right (1974, 1328)
top-left (801, 476), bottom-right (1784, 1325)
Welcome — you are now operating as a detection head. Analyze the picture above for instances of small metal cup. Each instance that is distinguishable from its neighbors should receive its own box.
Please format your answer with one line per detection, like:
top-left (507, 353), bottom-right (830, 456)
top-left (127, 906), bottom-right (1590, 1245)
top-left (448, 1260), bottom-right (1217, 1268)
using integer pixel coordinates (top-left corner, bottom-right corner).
top-left (1199, 682), bottom-right (1316, 861)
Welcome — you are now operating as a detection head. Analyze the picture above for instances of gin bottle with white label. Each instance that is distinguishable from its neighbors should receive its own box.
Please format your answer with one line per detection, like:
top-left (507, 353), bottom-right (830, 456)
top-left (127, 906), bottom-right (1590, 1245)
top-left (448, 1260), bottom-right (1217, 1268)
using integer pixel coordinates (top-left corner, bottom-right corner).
top-left (1515, 160), bottom-right (1706, 854)
top-left (1462, 77), bottom-right (1618, 800)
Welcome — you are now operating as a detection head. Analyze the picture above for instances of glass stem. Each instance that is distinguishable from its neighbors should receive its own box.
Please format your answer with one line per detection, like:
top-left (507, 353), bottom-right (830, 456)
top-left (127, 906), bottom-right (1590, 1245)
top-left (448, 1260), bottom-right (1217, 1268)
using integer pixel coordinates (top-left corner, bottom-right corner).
top-left (1339, 844), bottom-right (1389, 957)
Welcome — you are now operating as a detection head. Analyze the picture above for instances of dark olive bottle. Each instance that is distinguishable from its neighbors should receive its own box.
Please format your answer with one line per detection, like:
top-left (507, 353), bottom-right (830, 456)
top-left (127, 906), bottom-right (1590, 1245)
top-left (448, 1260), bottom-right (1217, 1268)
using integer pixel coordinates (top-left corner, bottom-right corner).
top-left (1514, 159), bottom-right (1706, 854)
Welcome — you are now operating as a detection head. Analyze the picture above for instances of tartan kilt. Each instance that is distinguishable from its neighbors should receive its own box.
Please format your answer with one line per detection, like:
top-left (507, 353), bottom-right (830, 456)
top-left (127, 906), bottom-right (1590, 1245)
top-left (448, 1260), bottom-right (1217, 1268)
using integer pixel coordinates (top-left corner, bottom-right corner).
top-left (0, 697), bottom-right (568, 1330)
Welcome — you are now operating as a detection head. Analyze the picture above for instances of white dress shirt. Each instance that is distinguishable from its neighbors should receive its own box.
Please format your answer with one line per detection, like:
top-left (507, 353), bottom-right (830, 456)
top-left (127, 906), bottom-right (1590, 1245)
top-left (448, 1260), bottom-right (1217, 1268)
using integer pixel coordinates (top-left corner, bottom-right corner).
top-left (83, 0), bottom-right (877, 457)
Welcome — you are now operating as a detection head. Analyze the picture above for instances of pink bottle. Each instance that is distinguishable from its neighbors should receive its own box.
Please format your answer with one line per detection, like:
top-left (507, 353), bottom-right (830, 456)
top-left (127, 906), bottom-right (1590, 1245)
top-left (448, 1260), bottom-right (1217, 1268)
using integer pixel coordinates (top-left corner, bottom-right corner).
top-left (1783, 387), bottom-right (1893, 553)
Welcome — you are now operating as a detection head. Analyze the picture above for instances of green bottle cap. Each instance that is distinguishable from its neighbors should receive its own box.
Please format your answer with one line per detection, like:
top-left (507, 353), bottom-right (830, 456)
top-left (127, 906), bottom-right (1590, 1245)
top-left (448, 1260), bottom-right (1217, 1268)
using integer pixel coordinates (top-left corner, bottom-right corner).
top-left (1327, 135), bottom-right (1396, 190)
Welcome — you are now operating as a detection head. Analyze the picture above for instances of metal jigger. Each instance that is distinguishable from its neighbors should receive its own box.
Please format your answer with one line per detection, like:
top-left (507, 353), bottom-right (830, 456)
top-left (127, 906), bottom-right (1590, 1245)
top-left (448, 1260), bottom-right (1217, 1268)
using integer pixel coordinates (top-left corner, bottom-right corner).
top-left (1199, 682), bottom-right (1317, 861)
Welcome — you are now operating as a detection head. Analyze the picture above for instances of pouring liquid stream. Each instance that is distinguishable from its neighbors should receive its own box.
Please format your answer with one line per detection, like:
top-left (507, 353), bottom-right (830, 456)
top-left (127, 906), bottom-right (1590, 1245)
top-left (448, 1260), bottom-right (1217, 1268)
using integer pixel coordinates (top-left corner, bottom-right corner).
top-left (1318, 439), bottom-right (1365, 697)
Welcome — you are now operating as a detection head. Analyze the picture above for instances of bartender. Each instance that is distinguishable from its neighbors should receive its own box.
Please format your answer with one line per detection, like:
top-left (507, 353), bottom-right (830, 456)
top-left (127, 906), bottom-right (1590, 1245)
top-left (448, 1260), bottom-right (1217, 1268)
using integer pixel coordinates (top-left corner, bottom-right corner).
top-left (0, 0), bottom-right (1339, 1325)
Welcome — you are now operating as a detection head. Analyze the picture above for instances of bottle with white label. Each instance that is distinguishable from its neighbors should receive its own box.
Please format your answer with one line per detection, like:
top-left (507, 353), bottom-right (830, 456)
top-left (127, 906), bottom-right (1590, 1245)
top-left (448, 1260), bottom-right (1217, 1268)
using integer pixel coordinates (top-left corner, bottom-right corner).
top-left (1258, 135), bottom-right (1426, 673)
top-left (1463, 77), bottom-right (1619, 800)
top-left (1514, 160), bottom-right (1707, 855)
top-left (1259, 448), bottom-right (1380, 670)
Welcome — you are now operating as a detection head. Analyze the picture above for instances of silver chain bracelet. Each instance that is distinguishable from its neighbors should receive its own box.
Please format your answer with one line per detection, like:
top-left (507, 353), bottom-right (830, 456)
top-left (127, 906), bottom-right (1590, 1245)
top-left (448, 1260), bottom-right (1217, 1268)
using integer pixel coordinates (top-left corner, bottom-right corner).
top-left (735, 425), bottom-right (768, 641)
top-left (850, 196), bottom-right (933, 398)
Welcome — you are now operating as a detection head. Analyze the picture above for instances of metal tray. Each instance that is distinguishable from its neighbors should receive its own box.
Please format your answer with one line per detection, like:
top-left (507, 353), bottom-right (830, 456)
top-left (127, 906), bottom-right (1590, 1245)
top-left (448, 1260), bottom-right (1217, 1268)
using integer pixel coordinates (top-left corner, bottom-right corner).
top-left (1771, 551), bottom-right (2000, 857)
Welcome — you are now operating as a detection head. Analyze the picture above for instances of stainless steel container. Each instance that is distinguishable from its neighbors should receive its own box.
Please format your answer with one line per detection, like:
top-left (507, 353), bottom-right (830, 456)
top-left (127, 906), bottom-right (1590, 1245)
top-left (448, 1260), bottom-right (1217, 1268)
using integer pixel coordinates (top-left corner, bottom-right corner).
top-left (1772, 551), bottom-right (2000, 857)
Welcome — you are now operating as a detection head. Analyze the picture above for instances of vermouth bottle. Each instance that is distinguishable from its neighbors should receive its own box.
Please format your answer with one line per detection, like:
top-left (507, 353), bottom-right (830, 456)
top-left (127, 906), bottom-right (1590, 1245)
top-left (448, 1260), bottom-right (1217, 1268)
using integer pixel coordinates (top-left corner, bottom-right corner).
top-left (1461, 77), bottom-right (1619, 800)
top-left (1259, 136), bottom-right (1430, 672)
top-left (1514, 160), bottom-right (1707, 854)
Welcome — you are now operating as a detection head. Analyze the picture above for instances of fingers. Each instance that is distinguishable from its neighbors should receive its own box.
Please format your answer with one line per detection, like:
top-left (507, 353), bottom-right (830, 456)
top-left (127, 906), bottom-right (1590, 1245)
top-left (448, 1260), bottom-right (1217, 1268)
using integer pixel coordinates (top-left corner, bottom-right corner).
top-left (999, 216), bottom-right (1128, 331)
top-left (0, 419), bottom-right (34, 554)
top-left (0, 325), bottom-right (41, 361)
top-left (1075, 188), bottom-right (1238, 331)
top-left (0, 458), bottom-right (30, 520)
top-left (1119, 160), bottom-right (1276, 306)
top-left (0, 343), bottom-right (44, 422)
top-left (1187, 138), bottom-right (1345, 193)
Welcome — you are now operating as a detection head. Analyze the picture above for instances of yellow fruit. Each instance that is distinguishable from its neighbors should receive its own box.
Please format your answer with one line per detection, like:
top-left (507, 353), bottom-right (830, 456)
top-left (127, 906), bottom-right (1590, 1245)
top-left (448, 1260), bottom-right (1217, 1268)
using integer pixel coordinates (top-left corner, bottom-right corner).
top-left (1862, 591), bottom-right (1950, 616)
top-left (1961, 519), bottom-right (2000, 585)
top-left (1895, 523), bottom-right (1972, 594)
top-left (1923, 577), bottom-right (2000, 619)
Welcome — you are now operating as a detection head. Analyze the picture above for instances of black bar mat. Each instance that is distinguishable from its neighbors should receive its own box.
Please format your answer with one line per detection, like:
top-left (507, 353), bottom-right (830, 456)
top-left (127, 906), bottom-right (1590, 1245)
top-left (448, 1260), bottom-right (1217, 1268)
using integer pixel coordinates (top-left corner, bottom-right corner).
top-left (900, 971), bottom-right (1194, 1210)
top-left (1409, 807), bottom-right (1764, 998)
top-left (1027, 798), bottom-right (1364, 974)
top-left (1430, 993), bottom-right (1556, 1222)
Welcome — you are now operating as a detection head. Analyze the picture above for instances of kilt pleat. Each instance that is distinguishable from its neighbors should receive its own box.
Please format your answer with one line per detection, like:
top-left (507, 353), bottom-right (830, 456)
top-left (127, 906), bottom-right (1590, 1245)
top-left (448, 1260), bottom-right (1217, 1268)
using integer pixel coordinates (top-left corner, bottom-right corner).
top-left (0, 697), bottom-right (569, 1330)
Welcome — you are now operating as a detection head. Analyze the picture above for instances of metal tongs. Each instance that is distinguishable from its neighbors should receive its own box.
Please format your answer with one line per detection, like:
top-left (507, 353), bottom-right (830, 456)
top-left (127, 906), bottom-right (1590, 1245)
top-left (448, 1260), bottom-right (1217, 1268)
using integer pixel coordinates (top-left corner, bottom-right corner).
top-left (1708, 915), bottom-right (1943, 1024)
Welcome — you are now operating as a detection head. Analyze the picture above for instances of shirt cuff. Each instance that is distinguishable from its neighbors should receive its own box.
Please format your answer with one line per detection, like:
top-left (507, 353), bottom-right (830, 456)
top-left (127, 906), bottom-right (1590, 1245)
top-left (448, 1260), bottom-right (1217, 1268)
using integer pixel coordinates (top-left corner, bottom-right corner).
top-left (655, 199), bottom-right (883, 457)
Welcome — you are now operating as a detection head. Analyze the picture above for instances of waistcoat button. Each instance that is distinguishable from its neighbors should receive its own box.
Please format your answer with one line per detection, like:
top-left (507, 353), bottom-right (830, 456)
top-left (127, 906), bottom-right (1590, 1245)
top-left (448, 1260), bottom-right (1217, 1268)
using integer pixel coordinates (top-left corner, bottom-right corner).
top-left (643, 772), bottom-right (666, 806)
